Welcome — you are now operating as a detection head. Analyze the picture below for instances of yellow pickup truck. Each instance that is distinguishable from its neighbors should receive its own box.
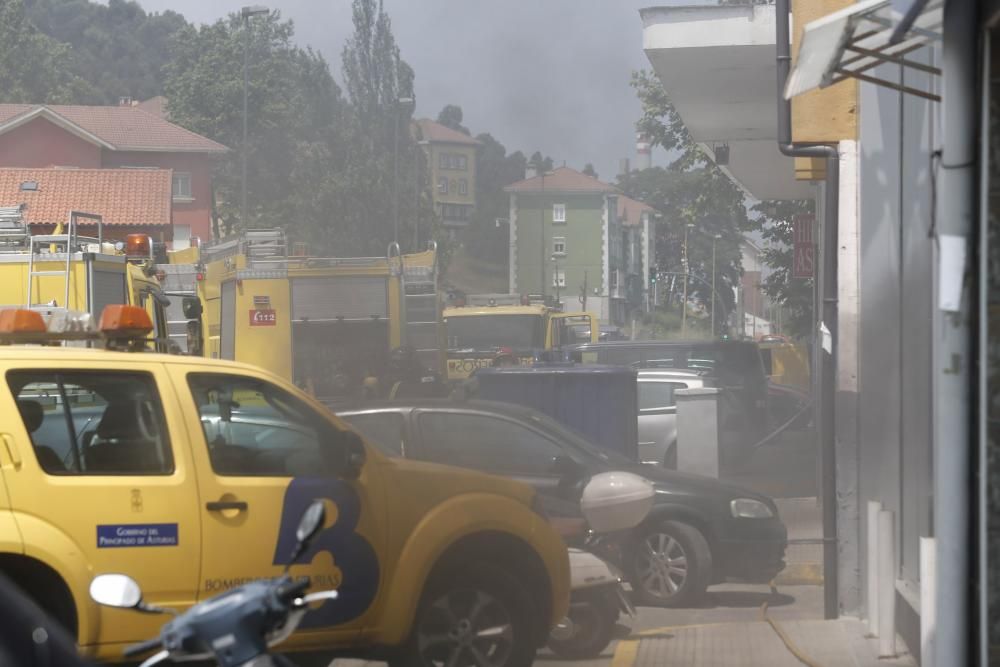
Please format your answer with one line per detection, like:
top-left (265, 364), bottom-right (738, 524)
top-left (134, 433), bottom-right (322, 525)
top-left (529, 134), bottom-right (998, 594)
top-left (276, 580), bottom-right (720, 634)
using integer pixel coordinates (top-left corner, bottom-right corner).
top-left (0, 305), bottom-right (569, 666)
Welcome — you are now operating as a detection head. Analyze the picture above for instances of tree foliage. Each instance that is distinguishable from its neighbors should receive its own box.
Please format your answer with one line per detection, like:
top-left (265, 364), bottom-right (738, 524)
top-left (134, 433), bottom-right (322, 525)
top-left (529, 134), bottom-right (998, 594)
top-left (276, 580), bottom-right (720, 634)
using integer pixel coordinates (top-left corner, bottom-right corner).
top-left (465, 131), bottom-right (528, 263)
top-left (0, 0), bottom-right (87, 103)
top-left (163, 11), bottom-right (345, 242)
top-left (754, 199), bottom-right (816, 338)
top-left (24, 0), bottom-right (187, 104)
top-left (625, 70), bottom-right (753, 327)
top-left (436, 104), bottom-right (469, 135)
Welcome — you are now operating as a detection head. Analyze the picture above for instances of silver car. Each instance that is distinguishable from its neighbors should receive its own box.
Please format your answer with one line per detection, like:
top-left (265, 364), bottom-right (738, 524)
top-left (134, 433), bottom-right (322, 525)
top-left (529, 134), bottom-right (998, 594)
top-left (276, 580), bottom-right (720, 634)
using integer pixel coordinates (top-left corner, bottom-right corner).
top-left (637, 369), bottom-right (706, 468)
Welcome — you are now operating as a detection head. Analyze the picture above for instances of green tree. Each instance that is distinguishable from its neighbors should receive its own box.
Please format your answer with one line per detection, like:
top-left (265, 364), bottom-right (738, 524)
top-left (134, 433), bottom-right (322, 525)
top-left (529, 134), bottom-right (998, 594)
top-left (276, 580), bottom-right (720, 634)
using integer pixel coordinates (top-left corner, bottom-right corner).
top-left (339, 0), bottom-right (430, 255)
top-left (582, 163), bottom-right (598, 179)
top-left (24, 0), bottom-right (188, 104)
top-left (436, 104), bottom-right (469, 135)
top-left (164, 10), bottom-right (346, 241)
top-left (754, 200), bottom-right (815, 338)
top-left (0, 0), bottom-right (86, 103)
top-left (625, 69), bottom-right (753, 326)
top-left (465, 132), bottom-right (528, 263)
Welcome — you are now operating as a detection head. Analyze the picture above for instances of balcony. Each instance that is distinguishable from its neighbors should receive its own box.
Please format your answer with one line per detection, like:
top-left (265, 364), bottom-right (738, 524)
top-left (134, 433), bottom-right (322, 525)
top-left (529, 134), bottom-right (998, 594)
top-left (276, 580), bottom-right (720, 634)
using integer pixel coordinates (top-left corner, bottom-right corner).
top-left (641, 2), bottom-right (813, 200)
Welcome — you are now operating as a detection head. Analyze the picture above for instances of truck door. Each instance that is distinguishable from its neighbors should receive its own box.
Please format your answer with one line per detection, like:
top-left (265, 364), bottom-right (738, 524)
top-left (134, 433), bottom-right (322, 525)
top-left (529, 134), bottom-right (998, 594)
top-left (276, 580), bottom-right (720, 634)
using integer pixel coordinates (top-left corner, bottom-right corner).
top-left (170, 366), bottom-right (387, 643)
top-left (0, 361), bottom-right (202, 646)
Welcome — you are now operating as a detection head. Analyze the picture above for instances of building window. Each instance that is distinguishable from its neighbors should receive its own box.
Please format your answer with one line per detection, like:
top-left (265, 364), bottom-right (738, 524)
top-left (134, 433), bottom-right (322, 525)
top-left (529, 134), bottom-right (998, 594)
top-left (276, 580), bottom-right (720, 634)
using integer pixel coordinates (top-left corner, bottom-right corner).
top-left (172, 172), bottom-right (193, 201)
top-left (441, 204), bottom-right (471, 222)
top-left (458, 179), bottom-right (468, 196)
top-left (552, 269), bottom-right (566, 288)
top-left (553, 204), bottom-right (566, 223)
top-left (438, 153), bottom-right (468, 170)
top-left (438, 176), bottom-right (448, 195)
top-left (553, 237), bottom-right (566, 256)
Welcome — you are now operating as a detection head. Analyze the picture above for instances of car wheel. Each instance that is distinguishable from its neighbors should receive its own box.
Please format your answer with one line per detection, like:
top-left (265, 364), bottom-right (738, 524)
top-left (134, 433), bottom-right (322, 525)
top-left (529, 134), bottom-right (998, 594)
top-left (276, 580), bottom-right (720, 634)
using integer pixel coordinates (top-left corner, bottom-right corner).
top-left (392, 562), bottom-right (537, 667)
top-left (546, 588), bottom-right (618, 659)
top-left (628, 519), bottom-right (711, 608)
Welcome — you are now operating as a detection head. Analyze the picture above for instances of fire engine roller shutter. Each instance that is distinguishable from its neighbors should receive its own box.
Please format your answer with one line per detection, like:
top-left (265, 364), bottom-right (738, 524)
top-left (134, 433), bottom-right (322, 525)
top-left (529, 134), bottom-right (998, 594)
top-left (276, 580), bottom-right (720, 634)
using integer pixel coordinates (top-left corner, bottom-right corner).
top-left (291, 276), bottom-right (388, 321)
top-left (90, 268), bottom-right (127, 320)
top-left (221, 280), bottom-right (236, 360)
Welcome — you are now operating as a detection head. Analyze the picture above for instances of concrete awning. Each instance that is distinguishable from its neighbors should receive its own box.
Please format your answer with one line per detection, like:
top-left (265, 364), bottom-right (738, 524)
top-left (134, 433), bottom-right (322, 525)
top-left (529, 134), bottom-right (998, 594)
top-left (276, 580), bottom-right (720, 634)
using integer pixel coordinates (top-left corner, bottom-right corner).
top-left (784, 0), bottom-right (943, 102)
top-left (641, 3), bottom-right (813, 201)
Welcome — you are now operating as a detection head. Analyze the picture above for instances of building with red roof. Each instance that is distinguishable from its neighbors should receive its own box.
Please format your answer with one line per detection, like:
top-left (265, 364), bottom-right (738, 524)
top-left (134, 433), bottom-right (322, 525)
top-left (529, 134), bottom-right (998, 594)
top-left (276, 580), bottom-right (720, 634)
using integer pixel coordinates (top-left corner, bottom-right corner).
top-left (414, 119), bottom-right (480, 238)
top-left (0, 102), bottom-right (228, 246)
top-left (504, 167), bottom-right (656, 325)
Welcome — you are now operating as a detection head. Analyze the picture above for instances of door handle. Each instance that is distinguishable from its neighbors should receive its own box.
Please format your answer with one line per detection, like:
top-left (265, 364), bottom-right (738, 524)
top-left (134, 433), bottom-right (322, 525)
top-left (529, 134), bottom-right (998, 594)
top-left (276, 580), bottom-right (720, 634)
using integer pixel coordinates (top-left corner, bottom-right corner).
top-left (1, 434), bottom-right (21, 469)
top-left (206, 500), bottom-right (248, 512)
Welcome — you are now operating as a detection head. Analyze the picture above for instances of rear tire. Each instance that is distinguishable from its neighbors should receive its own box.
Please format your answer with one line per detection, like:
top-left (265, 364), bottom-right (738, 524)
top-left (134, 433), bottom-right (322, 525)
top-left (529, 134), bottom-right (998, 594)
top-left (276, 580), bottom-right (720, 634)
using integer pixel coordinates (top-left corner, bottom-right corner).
top-left (627, 519), bottom-right (711, 608)
top-left (546, 588), bottom-right (617, 659)
top-left (391, 562), bottom-right (538, 667)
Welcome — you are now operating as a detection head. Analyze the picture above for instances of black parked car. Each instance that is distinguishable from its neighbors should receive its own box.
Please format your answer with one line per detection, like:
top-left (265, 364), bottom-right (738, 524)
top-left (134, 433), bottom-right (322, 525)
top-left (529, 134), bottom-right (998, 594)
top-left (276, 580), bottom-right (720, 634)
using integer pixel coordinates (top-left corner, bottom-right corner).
top-left (337, 400), bottom-right (787, 608)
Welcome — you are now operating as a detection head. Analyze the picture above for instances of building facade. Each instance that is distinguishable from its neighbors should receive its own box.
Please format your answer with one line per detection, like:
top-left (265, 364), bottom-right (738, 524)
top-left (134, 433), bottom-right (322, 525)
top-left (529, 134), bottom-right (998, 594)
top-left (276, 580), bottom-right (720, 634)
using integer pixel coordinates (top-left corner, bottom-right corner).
top-left (505, 167), bottom-right (652, 325)
top-left (644, 0), bottom-right (995, 663)
top-left (0, 103), bottom-right (227, 246)
top-left (414, 119), bottom-right (479, 239)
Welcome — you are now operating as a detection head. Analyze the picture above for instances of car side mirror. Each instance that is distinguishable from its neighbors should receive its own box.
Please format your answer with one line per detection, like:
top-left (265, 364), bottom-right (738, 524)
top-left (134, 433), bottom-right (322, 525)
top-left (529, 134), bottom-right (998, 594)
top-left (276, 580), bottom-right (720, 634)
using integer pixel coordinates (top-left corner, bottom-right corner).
top-left (331, 430), bottom-right (367, 479)
top-left (551, 455), bottom-right (583, 479)
top-left (182, 296), bottom-right (203, 320)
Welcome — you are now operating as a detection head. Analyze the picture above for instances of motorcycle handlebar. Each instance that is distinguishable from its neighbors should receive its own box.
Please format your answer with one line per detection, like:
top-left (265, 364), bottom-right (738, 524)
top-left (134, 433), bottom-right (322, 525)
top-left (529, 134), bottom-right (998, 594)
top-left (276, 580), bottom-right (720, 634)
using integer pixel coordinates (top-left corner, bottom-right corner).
top-left (275, 577), bottom-right (311, 604)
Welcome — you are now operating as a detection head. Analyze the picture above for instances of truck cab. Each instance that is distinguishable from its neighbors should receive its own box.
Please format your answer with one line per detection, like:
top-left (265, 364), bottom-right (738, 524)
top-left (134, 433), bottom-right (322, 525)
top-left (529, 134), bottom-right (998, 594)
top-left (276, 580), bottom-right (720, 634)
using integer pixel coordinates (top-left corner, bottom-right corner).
top-left (0, 304), bottom-right (569, 666)
top-left (442, 294), bottom-right (598, 381)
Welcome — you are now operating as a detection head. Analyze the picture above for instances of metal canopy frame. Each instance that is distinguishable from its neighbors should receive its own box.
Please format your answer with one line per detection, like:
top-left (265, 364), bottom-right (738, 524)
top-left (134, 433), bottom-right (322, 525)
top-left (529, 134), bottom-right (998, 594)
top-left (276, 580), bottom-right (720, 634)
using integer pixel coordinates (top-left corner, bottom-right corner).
top-left (785, 0), bottom-right (943, 102)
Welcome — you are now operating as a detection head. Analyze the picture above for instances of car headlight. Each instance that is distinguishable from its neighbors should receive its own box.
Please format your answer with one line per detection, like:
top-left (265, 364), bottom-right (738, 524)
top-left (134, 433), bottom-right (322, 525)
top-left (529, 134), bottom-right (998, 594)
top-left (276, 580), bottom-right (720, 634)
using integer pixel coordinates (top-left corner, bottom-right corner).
top-left (731, 498), bottom-right (773, 519)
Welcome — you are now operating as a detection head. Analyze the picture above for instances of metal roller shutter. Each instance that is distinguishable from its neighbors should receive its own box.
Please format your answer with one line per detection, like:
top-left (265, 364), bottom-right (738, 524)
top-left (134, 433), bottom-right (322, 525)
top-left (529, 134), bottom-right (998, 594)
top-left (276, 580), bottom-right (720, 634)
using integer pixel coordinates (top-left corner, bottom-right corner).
top-left (291, 276), bottom-right (388, 321)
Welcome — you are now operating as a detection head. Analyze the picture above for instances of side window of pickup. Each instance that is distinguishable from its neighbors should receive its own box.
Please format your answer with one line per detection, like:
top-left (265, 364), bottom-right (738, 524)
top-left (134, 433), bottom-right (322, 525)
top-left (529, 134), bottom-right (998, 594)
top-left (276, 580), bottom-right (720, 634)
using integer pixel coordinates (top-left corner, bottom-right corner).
top-left (7, 370), bottom-right (173, 475)
top-left (188, 373), bottom-right (343, 477)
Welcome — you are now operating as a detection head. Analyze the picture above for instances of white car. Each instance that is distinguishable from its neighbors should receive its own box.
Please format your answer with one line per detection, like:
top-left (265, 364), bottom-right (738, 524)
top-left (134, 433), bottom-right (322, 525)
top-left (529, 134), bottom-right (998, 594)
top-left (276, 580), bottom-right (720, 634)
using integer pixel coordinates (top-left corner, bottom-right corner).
top-left (637, 369), bottom-right (706, 467)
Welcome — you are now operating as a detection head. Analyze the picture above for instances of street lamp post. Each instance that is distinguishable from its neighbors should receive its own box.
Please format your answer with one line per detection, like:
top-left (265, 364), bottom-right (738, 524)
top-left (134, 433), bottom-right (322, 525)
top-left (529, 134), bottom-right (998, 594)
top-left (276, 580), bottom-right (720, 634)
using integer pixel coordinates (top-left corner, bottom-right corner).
top-left (552, 254), bottom-right (561, 305)
top-left (393, 96), bottom-right (415, 245)
top-left (681, 222), bottom-right (694, 337)
top-left (241, 5), bottom-right (268, 231)
top-left (414, 139), bottom-right (429, 250)
top-left (711, 233), bottom-right (722, 335)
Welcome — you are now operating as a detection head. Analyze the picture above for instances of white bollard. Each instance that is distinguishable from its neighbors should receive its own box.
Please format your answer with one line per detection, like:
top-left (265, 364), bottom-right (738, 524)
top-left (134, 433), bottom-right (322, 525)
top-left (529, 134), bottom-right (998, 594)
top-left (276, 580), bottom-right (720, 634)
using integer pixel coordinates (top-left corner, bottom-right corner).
top-left (867, 500), bottom-right (882, 635)
top-left (921, 537), bottom-right (936, 667)
top-left (878, 509), bottom-right (896, 658)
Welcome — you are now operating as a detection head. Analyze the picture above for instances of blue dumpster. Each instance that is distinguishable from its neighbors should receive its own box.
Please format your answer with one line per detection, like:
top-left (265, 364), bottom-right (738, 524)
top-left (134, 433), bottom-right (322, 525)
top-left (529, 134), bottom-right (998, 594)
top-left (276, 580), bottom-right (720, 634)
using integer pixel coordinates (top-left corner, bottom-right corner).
top-left (472, 363), bottom-right (638, 461)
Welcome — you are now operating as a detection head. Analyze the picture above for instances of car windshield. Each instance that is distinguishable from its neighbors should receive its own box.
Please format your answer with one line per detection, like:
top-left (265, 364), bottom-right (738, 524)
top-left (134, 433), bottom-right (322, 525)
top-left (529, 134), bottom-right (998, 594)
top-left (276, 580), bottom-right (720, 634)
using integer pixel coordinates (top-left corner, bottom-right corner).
top-left (445, 314), bottom-right (545, 351)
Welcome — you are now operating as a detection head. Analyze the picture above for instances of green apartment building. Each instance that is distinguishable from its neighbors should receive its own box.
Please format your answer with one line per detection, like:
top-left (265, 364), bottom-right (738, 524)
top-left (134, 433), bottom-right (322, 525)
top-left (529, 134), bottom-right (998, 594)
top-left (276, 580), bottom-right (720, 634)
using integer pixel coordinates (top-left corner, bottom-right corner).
top-left (504, 167), bottom-right (654, 326)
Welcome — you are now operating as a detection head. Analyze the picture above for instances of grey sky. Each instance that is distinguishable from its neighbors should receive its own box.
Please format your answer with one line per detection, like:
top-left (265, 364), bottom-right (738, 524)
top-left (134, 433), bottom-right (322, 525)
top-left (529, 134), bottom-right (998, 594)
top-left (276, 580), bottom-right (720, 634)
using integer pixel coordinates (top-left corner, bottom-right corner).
top-left (134, 0), bottom-right (675, 180)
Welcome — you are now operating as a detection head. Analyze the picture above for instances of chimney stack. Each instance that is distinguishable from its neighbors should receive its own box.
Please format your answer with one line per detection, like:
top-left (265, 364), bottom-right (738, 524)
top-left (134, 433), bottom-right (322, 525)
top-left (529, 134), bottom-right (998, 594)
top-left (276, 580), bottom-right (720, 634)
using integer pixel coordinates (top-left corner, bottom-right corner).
top-left (525, 165), bottom-right (538, 179)
top-left (636, 133), bottom-right (652, 170)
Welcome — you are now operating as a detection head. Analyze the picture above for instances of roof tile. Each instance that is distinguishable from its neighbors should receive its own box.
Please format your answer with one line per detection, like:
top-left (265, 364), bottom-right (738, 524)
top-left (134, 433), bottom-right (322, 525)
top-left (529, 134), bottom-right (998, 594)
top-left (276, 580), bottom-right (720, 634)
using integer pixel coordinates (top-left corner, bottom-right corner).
top-left (415, 118), bottom-right (481, 146)
top-left (0, 104), bottom-right (227, 153)
top-left (0, 168), bottom-right (172, 227)
top-left (504, 166), bottom-right (618, 194)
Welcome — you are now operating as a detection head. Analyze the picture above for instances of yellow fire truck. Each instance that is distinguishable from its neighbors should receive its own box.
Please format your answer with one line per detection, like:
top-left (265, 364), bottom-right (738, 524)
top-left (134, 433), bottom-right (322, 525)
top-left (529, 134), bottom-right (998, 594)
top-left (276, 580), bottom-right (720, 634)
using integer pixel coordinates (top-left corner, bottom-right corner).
top-left (162, 230), bottom-right (445, 402)
top-left (0, 208), bottom-right (171, 350)
top-left (442, 294), bottom-right (599, 381)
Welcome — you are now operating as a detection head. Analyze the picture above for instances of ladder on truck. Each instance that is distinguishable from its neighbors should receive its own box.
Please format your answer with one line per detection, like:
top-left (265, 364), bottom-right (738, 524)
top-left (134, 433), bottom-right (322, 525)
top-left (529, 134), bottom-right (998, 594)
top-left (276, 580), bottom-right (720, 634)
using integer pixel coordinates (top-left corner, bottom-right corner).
top-left (25, 212), bottom-right (104, 311)
top-left (402, 241), bottom-right (441, 370)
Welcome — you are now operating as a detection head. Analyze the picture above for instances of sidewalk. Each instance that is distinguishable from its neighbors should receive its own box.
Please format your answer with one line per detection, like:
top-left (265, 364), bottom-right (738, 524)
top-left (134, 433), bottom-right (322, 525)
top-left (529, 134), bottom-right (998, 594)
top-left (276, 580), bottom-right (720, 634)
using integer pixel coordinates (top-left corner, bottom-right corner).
top-left (612, 618), bottom-right (916, 667)
top-left (773, 497), bottom-right (823, 586)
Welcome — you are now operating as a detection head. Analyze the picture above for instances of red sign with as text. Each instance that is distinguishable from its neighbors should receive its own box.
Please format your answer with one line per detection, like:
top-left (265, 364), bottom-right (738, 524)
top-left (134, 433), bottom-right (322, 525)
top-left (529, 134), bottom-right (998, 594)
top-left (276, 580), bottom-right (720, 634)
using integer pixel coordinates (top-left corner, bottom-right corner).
top-left (249, 309), bottom-right (277, 326)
